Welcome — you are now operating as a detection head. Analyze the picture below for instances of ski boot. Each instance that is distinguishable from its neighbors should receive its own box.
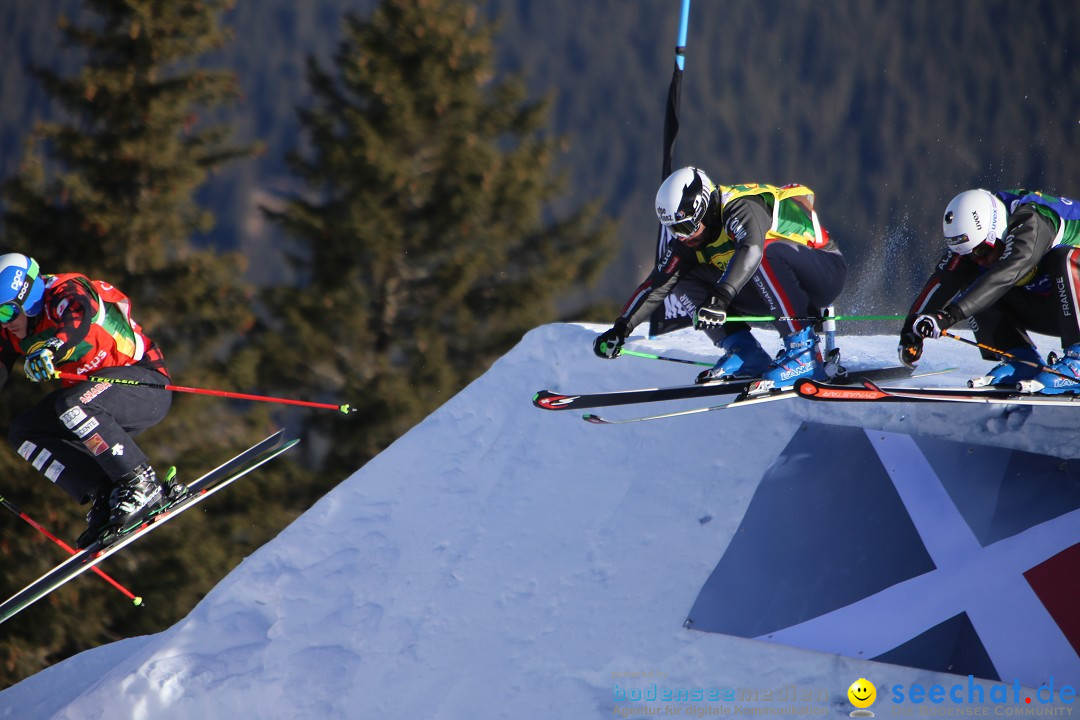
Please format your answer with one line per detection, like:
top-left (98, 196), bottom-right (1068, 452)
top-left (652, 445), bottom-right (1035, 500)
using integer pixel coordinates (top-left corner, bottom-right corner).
top-left (968, 346), bottom-right (1042, 388)
top-left (1018, 344), bottom-right (1080, 394)
top-left (75, 486), bottom-right (115, 549)
top-left (159, 466), bottom-right (186, 508)
top-left (695, 329), bottom-right (772, 384)
top-left (753, 326), bottom-right (823, 392)
top-left (109, 463), bottom-right (167, 532)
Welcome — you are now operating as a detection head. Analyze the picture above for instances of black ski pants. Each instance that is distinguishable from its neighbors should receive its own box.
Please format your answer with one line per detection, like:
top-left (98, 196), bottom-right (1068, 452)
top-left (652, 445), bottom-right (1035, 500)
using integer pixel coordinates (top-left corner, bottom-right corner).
top-left (673, 240), bottom-right (848, 343)
top-left (8, 364), bottom-right (172, 504)
top-left (967, 246), bottom-right (1080, 357)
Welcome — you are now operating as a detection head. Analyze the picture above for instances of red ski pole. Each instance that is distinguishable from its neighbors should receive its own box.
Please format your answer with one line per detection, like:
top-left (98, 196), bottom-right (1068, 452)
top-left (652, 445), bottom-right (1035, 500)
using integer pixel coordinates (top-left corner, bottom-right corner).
top-left (0, 495), bottom-right (142, 605)
top-left (56, 372), bottom-right (355, 414)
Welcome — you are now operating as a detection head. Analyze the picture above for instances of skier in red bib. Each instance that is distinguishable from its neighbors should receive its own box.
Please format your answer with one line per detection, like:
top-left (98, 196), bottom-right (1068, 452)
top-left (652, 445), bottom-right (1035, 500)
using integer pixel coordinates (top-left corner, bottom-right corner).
top-left (0, 253), bottom-right (176, 547)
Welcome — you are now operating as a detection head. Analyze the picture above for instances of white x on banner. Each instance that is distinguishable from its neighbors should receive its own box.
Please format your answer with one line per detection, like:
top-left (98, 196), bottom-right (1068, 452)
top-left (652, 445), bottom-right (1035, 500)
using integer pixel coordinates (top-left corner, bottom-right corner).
top-left (762, 429), bottom-right (1080, 687)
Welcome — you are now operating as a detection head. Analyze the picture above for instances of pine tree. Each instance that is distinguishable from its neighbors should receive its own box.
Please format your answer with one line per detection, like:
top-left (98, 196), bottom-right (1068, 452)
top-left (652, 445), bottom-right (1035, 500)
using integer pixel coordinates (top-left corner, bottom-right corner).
top-left (0, 0), bottom-right (278, 688)
top-left (259, 0), bottom-right (615, 478)
top-left (2, 0), bottom-right (258, 363)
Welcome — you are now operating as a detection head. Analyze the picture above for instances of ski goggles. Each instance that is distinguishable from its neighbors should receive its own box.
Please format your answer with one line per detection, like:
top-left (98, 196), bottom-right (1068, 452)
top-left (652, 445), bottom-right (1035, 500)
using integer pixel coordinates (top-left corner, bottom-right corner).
top-left (0, 302), bottom-right (21, 324)
top-left (664, 216), bottom-right (703, 239)
top-left (945, 231), bottom-right (995, 257)
top-left (969, 239), bottom-right (999, 262)
top-left (947, 234), bottom-right (998, 262)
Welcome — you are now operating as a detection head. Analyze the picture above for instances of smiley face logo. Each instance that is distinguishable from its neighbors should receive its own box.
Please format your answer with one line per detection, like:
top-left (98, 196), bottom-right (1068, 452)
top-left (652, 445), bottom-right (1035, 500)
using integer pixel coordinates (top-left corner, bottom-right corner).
top-left (848, 678), bottom-right (877, 713)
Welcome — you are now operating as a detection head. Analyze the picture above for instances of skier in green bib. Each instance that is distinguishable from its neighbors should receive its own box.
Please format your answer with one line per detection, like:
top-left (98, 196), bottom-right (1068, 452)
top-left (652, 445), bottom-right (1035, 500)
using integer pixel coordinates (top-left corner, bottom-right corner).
top-left (900, 188), bottom-right (1080, 393)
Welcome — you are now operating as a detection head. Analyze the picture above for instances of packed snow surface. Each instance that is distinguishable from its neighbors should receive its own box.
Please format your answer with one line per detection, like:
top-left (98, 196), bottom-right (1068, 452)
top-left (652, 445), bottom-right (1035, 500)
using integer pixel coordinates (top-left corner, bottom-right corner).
top-left (2, 323), bottom-right (1077, 719)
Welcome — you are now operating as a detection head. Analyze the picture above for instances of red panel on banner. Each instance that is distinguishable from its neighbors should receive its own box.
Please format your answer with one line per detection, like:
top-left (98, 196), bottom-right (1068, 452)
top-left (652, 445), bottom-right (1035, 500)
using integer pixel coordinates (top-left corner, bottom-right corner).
top-left (1024, 542), bottom-right (1080, 656)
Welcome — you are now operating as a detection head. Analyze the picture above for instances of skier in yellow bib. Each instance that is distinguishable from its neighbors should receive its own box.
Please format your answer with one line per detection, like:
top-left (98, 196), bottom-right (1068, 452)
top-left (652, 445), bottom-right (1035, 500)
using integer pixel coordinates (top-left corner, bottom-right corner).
top-left (594, 167), bottom-right (848, 389)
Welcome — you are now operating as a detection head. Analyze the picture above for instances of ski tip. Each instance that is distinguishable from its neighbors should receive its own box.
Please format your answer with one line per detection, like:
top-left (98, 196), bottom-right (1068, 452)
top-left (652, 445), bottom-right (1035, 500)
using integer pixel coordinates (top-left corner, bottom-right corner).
top-left (533, 390), bottom-right (577, 410)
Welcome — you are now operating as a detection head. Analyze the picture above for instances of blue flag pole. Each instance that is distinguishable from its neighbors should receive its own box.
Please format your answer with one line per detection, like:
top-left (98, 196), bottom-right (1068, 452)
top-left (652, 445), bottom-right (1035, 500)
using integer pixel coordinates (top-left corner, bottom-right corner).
top-left (649, 0), bottom-right (692, 337)
top-left (663, 0), bottom-right (690, 180)
top-left (675, 0), bottom-right (689, 69)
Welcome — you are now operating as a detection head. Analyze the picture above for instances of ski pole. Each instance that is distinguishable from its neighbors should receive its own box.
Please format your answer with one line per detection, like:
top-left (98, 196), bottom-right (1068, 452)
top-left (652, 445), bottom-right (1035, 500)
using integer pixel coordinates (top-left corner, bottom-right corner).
top-left (619, 349), bottom-right (713, 367)
top-left (723, 314), bottom-right (905, 323)
top-left (56, 372), bottom-right (355, 415)
top-left (940, 331), bottom-right (1075, 382)
top-left (0, 495), bottom-right (142, 605)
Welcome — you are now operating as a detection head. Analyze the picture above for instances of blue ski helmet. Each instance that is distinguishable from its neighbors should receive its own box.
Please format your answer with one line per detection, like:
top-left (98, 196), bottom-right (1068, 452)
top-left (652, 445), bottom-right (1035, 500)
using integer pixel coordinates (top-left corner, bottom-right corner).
top-left (0, 253), bottom-right (45, 322)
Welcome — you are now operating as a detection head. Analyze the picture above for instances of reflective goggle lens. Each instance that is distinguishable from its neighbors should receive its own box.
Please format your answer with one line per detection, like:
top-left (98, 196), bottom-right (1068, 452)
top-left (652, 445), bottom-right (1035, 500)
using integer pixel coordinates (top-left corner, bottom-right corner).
top-left (944, 233), bottom-right (969, 250)
top-left (0, 302), bottom-right (21, 324)
top-left (666, 218), bottom-right (701, 239)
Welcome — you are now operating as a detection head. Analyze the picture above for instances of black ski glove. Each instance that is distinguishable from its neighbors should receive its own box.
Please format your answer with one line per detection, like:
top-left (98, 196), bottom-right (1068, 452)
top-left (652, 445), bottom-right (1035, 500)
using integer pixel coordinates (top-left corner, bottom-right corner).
top-left (913, 306), bottom-right (960, 339)
top-left (594, 321), bottom-right (630, 359)
top-left (694, 303), bottom-right (727, 330)
top-left (898, 331), bottom-right (923, 369)
top-left (694, 291), bottom-right (733, 330)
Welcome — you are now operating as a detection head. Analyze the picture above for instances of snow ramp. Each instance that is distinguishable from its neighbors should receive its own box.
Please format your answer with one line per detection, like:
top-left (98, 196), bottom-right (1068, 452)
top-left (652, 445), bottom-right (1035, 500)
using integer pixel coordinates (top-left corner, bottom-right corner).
top-left (1, 323), bottom-right (1077, 719)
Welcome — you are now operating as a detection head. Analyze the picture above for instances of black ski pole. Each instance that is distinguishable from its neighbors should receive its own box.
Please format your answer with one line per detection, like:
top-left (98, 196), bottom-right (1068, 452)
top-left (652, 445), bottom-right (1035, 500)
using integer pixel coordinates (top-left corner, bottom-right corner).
top-left (941, 331), bottom-right (1075, 382)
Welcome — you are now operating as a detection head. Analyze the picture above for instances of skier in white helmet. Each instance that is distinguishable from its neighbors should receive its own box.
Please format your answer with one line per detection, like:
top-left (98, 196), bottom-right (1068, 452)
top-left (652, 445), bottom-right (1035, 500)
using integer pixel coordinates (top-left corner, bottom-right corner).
top-left (900, 188), bottom-right (1080, 393)
top-left (594, 167), bottom-right (848, 389)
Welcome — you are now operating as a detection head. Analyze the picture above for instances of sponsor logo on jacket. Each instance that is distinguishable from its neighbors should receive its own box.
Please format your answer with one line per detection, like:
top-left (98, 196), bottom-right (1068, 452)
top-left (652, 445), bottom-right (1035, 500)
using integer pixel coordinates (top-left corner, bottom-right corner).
top-left (77, 349), bottom-right (108, 375)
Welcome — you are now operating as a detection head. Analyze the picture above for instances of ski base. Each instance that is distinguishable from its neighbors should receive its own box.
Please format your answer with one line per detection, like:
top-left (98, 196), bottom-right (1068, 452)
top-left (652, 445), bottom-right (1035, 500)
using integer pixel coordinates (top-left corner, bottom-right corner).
top-left (796, 378), bottom-right (1080, 407)
top-left (533, 377), bottom-right (755, 411)
top-left (534, 364), bottom-right (920, 412)
top-left (581, 366), bottom-right (957, 425)
top-left (582, 386), bottom-right (797, 424)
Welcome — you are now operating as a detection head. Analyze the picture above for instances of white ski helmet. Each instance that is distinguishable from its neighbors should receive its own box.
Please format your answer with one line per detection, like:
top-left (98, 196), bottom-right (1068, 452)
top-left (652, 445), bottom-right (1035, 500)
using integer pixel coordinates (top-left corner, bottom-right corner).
top-left (942, 189), bottom-right (1009, 255)
top-left (0, 253), bottom-right (44, 322)
top-left (655, 167), bottom-right (715, 238)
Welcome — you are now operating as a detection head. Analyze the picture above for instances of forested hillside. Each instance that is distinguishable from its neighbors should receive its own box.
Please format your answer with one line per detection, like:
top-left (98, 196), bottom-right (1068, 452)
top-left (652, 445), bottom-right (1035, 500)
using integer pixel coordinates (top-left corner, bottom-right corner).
top-left (3, 1), bottom-right (1076, 313)
top-left (0, 0), bottom-right (611, 688)
top-left (494, 0), bottom-right (1080, 315)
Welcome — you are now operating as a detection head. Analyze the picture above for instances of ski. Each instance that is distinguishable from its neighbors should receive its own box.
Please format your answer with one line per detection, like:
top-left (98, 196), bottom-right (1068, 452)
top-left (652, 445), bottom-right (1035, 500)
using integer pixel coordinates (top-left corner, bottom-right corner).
top-left (533, 364), bottom-right (918, 412)
top-left (581, 366), bottom-right (957, 425)
top-left (534, 377), bottom-right (754, 411)
top-left (1, 430), bottom-right (286, 599)
top-left (0, 430), bottom-right (298, 626)
top-left (582, 387), bottom-right (798, 424)
top-left (796, 378), bottom-right (1080, 407)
